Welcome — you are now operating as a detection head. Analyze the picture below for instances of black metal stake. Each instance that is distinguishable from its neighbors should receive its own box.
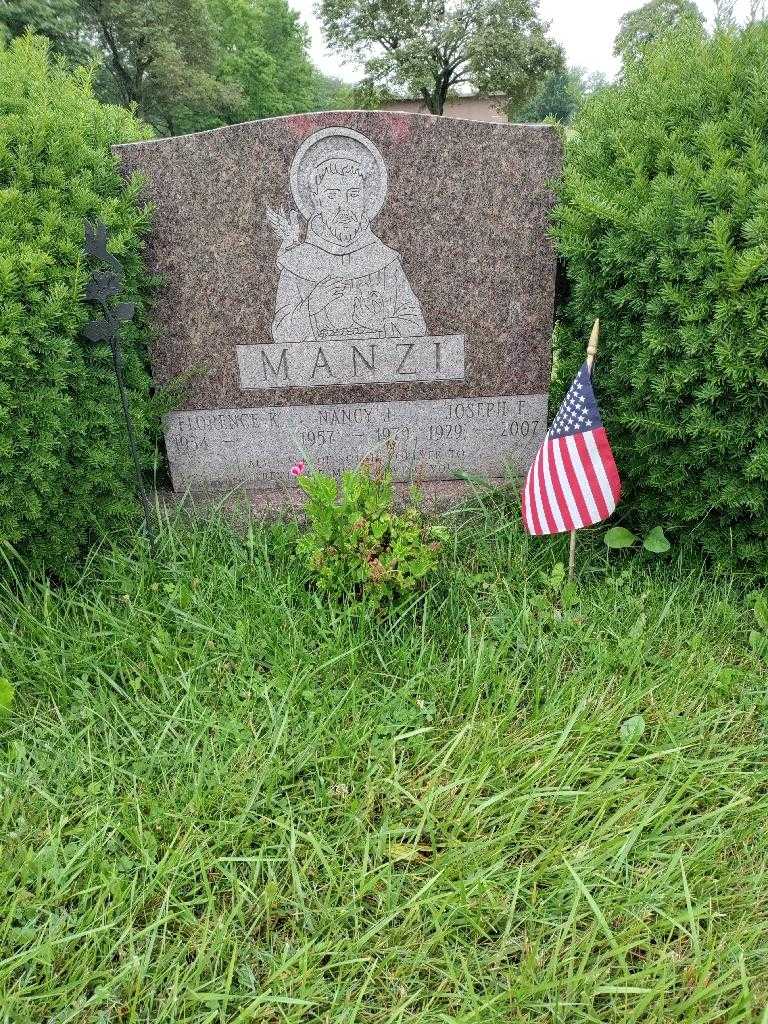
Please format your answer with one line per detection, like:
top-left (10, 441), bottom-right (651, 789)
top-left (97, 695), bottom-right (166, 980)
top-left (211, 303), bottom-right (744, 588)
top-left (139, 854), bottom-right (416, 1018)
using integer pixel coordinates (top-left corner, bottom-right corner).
top-left (83, 219), bottom-right (156, 549)
top-left (110, 320), bottom-right (155, 543)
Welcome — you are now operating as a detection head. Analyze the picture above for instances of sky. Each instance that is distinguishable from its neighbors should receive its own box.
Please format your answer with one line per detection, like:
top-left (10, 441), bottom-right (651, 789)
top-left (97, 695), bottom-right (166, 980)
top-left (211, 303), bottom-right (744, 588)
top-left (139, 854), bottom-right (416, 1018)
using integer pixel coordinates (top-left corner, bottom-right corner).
top-left (288, 0), bottom-right (756, 84)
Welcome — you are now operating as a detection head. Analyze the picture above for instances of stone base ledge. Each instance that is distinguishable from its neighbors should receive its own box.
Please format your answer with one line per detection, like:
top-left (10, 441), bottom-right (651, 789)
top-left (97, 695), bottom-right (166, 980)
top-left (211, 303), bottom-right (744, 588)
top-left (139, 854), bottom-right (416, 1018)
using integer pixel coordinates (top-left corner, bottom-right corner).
top-left (156, 476), bottom-right (519, 524)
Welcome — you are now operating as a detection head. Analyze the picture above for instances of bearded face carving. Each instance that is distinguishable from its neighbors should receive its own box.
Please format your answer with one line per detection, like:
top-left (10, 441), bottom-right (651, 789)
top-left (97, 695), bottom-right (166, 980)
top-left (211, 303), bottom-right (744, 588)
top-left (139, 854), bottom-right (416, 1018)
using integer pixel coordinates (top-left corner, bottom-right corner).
top-left (311, 160), bottom-right (368, 244)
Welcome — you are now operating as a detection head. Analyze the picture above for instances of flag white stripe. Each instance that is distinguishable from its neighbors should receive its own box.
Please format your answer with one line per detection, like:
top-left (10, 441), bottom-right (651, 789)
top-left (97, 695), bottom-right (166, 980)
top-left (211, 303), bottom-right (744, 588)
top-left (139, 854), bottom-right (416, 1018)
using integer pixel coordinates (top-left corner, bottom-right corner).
top-left (542, 440), bottom-right (566, 532)
top-left (584, 430), bottom-right (616, 513)
top-left (531, 447), bottom-right (549, 534)
top-left (565, 434), bottom-right (599, 522)
top-left (552, 437), bottom-right (583, 530)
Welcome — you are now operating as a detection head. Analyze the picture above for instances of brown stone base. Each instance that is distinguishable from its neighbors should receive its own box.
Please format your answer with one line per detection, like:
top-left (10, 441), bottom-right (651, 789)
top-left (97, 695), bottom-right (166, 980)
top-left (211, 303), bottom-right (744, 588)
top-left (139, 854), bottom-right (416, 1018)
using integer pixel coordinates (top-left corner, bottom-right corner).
top-left (156, 476), bottom-right (518, 524)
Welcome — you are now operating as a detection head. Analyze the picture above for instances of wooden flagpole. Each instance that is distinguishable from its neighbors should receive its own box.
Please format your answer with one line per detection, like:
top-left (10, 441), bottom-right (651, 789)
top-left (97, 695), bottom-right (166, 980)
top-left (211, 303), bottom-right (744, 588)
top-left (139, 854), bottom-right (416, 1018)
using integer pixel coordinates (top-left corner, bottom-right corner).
top-left (568, 319), bottom-right (600, 582)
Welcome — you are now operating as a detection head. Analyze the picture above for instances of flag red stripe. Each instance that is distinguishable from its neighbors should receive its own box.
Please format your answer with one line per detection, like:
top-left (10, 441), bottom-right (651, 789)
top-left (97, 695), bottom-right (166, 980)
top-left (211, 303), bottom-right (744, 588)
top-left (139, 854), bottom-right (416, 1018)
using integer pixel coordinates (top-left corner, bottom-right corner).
top-left (560, 437), bottom-right (591, 526)
top-left (536, 443), bottom-right (557, 534)
top-left (596, 427), bottom-right (621, 501)
top-left (522, 471), bottom-right (536, 534)
top-left (531, 447), bottom-right (549, 535)
top-left (553, 436), bottom-right (584, 530)
top-left (529, 453), bottom-right (540, 535)
top-left (547, 439), bottom-right (574, 532)
top-left (574, 431), bottom-right (609, 520)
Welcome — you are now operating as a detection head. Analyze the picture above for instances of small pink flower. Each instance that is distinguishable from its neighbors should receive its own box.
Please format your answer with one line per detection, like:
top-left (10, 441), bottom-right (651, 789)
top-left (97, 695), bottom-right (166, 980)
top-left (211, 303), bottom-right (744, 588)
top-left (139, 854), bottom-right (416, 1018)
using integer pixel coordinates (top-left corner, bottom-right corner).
top-left (290, 460), bottom-right (306, 478)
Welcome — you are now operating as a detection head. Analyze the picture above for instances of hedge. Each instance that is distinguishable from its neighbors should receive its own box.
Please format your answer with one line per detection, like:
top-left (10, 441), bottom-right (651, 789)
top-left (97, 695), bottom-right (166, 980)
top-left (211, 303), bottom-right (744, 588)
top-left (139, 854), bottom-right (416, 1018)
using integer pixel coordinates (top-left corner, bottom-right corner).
top-left (554, 25), bottom-right (768, 571)
top-left (0, 34), bottom-right (157, 571)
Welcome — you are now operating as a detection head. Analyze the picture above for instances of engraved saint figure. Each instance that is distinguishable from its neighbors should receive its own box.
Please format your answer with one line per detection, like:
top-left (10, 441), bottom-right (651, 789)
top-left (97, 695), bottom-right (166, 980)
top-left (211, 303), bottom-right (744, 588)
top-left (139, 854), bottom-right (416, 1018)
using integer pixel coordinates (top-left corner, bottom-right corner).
top-left (267, 127), bottom-right (426, 345)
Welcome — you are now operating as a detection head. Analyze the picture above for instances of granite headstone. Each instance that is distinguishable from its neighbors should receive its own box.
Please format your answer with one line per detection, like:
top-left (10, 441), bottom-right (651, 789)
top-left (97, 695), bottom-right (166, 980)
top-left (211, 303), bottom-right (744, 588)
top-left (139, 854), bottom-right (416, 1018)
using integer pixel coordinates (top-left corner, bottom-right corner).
top-left (115, 111), bottom-right (561, 492)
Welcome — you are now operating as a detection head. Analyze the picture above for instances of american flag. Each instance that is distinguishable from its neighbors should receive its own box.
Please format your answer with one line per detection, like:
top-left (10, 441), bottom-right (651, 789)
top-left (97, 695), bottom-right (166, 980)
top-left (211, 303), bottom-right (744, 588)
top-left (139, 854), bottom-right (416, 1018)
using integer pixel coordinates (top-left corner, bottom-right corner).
top-left (522, 362), bottom-right (621, 536)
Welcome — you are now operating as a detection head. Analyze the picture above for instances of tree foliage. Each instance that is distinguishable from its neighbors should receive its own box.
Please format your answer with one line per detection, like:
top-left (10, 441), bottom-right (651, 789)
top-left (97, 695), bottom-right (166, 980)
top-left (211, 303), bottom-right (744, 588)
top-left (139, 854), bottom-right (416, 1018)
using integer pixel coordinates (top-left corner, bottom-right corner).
top-left (0, 0), bottom-right (347, 134)
top-left (319, 0), bottom-right (562, 116)
top-left (311, 71), bottom-right (352, 111)
top-left (519, 66), bottom-right (607, 125)
top-left (207, 0), bottom-right (343, 125)
top-left (0, 0), bottom-right (88, 62)
top-left (80, 0), bottom-right (238, 134)
top-left (554, 24), bottom-right (768, 569)
top-left (613, 0), bottom-right (706, 70)
top-left (0, 0), bottom-right (234, 132)
top-left (348, 77), bottom-right (401, 110)
top-left (0, 34), bottom-right (157, 570)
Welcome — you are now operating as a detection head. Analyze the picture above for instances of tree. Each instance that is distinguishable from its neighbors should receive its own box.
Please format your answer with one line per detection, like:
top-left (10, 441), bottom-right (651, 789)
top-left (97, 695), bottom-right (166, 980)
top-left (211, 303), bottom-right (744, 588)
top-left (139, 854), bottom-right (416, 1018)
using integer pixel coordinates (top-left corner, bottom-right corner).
top-left (209, 0), bottom-right (309, 122)
top-left (207, 0), bottom-right (341, 123)
top-left (0, 0), bottom-right (91, 62)
top-left (319, 0), bottom-right (562, 116)
top-left (1, 0), bottom-right (353, 130)
top-left (614, 0), bottom-right (706, 69)
top-left (519, 65), bottom-right (607, 125)
top-left (1, 0), bottom-right (239, 133)
top-left (311, 70), bottom-right (352, 110)
top-left (349, 76), bottom-right (400, 109)
top-left (79, 0), bottom-right (238, 134)
top-left (714, 0), bottom-right (736, 28)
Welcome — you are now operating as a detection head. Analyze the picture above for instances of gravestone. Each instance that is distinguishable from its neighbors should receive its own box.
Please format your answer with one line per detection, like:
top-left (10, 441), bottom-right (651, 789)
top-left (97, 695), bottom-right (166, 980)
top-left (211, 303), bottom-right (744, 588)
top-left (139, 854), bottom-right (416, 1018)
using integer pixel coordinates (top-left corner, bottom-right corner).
top-left (115, 111), bottom-right (561, 492)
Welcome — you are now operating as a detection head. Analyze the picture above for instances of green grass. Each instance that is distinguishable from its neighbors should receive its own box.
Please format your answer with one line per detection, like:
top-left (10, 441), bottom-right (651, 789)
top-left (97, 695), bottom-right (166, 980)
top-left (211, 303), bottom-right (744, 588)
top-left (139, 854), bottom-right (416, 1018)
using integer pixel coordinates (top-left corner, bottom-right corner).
top-left (1, 492), bottom-right (767, 1023)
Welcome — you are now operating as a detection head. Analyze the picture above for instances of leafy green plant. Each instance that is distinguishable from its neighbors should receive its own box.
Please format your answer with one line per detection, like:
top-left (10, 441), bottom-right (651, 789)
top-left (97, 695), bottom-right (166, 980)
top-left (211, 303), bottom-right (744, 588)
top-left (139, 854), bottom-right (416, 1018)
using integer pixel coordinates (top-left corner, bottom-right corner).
top-left (0, 35), bottom-right (157, 571)
top-left (527, 559), bottom-right (580, 617)
top-left (750, 592), bottom-right (768, 659)
top-left (619, 713), bottom-right (646, 743)
top-left (605, 525), bottom-right (672, 554)
top-left (555, 23), bottom-right (768, 570)
top-left (295, 462), bottom-right (447, 605)
top-left (0, 676), bottom-right (13, 717)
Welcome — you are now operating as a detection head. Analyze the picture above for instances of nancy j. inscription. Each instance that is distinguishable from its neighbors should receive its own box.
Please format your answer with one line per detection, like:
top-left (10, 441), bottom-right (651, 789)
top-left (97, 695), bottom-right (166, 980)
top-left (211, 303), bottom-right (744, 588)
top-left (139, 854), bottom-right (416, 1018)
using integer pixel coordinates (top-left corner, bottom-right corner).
top-left (114, 111), bottom-right (561, 491)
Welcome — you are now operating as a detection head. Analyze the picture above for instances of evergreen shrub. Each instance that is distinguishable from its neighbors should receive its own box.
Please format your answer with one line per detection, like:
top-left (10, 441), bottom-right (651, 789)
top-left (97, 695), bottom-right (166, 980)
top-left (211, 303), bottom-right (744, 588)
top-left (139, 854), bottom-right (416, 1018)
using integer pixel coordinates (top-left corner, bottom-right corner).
top-left (0, 35), bottom-right (156, 570)
top-left (554, 25), bottom-right (768, 570)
